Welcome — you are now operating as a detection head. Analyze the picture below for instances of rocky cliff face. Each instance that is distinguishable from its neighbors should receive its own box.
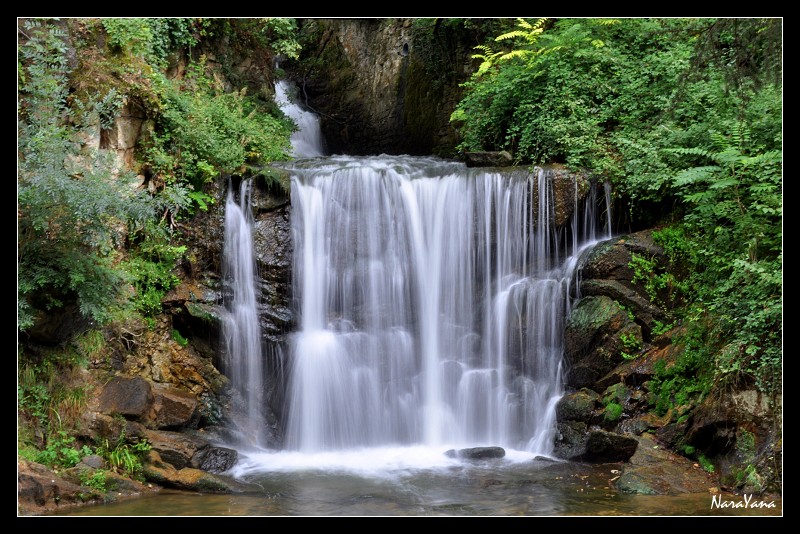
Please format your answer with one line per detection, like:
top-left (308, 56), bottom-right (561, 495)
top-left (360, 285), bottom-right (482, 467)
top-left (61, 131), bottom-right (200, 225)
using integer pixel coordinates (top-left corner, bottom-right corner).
top-left (283, 18), bottom-right (478, 157)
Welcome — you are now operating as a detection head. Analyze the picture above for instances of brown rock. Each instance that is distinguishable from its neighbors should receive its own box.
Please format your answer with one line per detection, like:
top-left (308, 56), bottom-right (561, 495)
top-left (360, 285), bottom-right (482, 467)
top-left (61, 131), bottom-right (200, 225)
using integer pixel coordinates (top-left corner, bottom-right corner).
top-left (97, 376), bottom-right (154, 419)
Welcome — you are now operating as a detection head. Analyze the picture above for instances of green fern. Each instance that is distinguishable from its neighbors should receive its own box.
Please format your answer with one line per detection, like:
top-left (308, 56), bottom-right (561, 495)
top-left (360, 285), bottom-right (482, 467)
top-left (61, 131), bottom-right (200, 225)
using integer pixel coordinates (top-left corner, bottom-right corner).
top-left (664, 147), bottom-right (712, 158)
top-left (673, 165), bottom-right (719, 186)
top-left (495, 18), bottom-right (546, 45)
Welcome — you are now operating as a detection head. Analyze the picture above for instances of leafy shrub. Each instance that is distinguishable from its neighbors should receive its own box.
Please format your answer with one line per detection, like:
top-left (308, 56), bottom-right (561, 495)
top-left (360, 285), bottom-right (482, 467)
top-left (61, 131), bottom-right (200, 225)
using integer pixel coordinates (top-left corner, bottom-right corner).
top-left (34, 430), bottom-right (93, 469)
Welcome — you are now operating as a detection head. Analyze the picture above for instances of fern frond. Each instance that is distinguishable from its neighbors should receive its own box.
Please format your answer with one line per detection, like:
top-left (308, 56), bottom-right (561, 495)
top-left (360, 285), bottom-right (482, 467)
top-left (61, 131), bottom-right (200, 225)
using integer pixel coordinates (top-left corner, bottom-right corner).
top-left (516, 18), bottom-right (533, 30)
top-left (664, 147), bottom-right (712, 159)
top-left (714, 146), bottom-right (745, 166)
top-left (496, 30), bottom-right (534, 42)
top-left (540, 45), bottom-right (564, 55)
top-left (674, 165), bottom-right (720, 186)
top-left (684, 190), bottom-right (715, 204)
top-left (498, 50), bottom-right (533, 62)
top-left (496, 18), bottom-right (547, 45)
top-left (709, 177), bottom-right (739, 190)
top-left (744, 150), bottom-right (782, 166)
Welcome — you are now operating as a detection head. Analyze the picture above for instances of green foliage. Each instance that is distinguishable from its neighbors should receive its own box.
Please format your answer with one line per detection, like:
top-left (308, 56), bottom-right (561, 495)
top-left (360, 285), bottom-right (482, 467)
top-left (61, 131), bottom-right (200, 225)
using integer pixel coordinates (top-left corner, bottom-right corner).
top-left (18, 339), bottom-right (92, 434)
top-left (33, 429), bottom-right (93, 469)
top-left (604, 402), bottom-right (623, 422)
top-left (666, 134), bottom-right (782, 394)
top-left (18, 363), bottom-right (51, 423)
top-left (141, 58), bottom-right (294, 196)
top-left (737, 428), bottom-right (756, 456)
top-left (620, 332), bottom-right (642, 360)
top-left (18, 19), bottom-right (157, 331)
top-left (96, 436), bottom-right (152, 480)
top-left (628, 251), bottom-right (687, 308)
top-left (602, 383), bottom-right (627, 422)
top-left (101, 18), bottom-right (204, 67)
top-left (680, 445), bottom-right (715, 473)
top-left (78, 468), bottom-right (109, 492)
top-left (651, 320), bottom-right (675, 337)
top-left (451, 18), bottom-right (689, 170)
top-left (74, 329), bottom-right (106, 363)
top-left (697, 454), bottom-right (715, 474)
top-left (471, 18), bottom-right (550, 77)
top-left (171, 328), bottom-right (189, 346)
top-left (121, 221), bottom-right (186, 322)
top-left (102, 18), bottom-right (155, 56)
top-left (204, 18), bottom-right (301, 61)
top-left (18, 18), bottom-right (300, 490)
top-left (734, 463), bottom-right (763, 492)
top-left (261, 18), bottom-right (302, 60)
top-left (648, 324), bottom-right (715, 417)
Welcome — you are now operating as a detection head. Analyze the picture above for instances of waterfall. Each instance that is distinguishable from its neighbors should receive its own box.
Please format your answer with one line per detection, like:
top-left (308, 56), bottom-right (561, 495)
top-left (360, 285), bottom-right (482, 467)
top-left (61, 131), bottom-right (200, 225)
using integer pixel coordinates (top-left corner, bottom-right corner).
top-left (275, 80), bottom-right (326, 159)
top-left (281, 156), bottom-right (607, 455)
top-left (221, 178), bottom-right (266, 446)
top-left (222, 83), bottom-right (611, 466)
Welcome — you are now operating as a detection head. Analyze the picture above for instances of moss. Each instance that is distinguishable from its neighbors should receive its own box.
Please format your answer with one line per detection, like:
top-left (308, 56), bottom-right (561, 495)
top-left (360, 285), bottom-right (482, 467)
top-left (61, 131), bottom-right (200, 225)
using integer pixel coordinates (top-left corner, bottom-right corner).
top-left (567, 295), bottom-right (627, 332)
top-left (185, 302), bottom-right (221, 324)
top-left (604, 402), bottom-right (623, 422)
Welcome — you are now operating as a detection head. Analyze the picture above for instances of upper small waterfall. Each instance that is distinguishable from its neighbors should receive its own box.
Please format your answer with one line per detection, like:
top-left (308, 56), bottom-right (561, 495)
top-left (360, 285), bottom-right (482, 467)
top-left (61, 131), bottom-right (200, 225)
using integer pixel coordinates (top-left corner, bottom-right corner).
top-left (275, 80), bottom-right (326, 159)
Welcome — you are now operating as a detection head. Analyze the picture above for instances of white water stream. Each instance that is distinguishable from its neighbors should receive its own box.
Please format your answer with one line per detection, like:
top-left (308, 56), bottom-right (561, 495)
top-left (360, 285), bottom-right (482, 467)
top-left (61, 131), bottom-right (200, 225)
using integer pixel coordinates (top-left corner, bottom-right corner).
top-left (225, 81), bottom-right (610, 474)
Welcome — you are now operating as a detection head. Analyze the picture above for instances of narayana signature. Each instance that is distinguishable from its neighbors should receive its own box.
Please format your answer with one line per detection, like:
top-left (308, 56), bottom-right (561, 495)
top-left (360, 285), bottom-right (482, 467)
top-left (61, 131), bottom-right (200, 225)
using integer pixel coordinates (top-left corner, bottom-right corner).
top-left (711, 493), bottom-right (776, 509)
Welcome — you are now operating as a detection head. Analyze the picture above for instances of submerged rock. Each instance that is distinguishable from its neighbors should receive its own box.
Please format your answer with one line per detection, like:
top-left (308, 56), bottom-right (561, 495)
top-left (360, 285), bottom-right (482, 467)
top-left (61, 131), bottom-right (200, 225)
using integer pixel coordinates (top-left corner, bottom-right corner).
top-left (444, 446), bottom-right (506, 460)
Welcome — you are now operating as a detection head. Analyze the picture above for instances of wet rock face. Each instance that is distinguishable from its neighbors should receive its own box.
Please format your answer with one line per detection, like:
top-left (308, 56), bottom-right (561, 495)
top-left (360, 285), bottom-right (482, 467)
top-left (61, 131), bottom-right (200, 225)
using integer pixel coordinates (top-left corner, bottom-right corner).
top-left (288, 19), bottom-right (476, 157)
top-left (252, 198), bottom-right (295, 342)
top-left (464, 151), bottom-right (513, 167)
top-left (563, 295), bottom-right (640, 390)
top-left (555, 388), bottom-right (600, 423)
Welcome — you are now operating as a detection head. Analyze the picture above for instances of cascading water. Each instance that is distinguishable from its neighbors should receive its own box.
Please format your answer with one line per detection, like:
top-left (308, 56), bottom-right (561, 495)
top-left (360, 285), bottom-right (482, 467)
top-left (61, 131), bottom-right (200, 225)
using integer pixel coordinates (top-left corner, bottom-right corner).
top-left (275, 80), bottom-right (326, 158)
top-left (282, 157), bottom-right (606, 456)
top-left (221, 178), bottom-right (267, 446)
top-left (226, 80), bottom-right (611, 476)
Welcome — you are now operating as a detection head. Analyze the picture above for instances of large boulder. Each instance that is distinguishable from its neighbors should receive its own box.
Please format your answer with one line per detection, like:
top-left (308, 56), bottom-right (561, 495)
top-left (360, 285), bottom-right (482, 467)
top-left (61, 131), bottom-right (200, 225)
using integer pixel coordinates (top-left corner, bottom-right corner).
top-left (95, 376), bottom-right (200, 430)
top-left (143, 429), bottom-right (238, 473)
top-left (684, 389), bottom-right (782, 494)
top-left (17, 456), bottom-right (157, 516)
top-left (18, 456), bottom-right (101, 515)
top-left (564, 295), bottom-right (641, 390)
top-left (555, 388), bottom-right (601, 423)
top-left (151, 383), bottom-right (199, 429)
top-left (579, 430), bottom-right (639, 463)
top-left (615, 433), bottom-right (718, 495)
top-left (142, 450), bottom-right (260, 494)
top-left (97, 376), bottom-right (154, 419)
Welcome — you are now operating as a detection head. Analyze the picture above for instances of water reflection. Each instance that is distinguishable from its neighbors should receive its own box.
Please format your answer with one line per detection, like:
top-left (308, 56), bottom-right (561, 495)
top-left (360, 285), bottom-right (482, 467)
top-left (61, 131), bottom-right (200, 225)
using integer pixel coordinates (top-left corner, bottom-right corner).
top-left (50, 457), bottom-right (781, 517)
